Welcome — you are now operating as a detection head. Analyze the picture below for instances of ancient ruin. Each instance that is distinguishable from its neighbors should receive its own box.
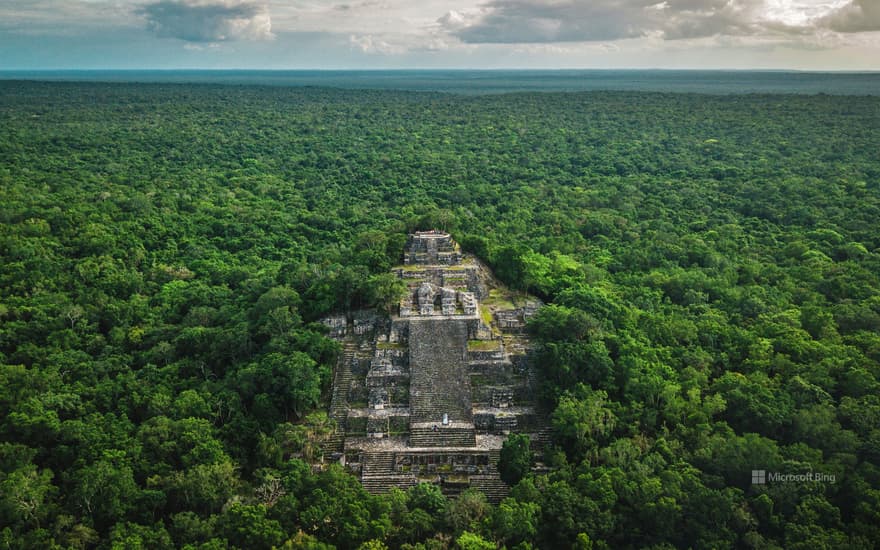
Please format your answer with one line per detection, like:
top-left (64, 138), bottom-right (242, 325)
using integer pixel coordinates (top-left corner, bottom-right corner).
top-left (322, 231), bottom-right (545, 501)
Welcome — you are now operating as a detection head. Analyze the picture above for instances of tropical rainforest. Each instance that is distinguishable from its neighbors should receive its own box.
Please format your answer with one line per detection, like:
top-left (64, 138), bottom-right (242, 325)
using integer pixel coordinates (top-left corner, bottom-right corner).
top-left (1, 80), bottom-right (879, 549)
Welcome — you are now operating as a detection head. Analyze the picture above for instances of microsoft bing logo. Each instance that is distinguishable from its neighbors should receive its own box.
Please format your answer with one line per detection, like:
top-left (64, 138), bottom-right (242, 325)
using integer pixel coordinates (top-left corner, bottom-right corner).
top-left (751, 468), bottom-right (835, 485)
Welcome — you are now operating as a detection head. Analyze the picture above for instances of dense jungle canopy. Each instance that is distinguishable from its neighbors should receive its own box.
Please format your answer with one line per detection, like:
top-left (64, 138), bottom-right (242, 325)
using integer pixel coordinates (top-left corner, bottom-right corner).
top-left (1, 81), bottom-right (879, 549)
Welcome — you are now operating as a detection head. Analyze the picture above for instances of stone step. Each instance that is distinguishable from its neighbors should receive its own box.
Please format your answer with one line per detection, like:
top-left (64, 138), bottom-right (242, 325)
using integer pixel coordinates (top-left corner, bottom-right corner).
top-left (328, 346), bottom-right (359, 453)
top-left (329, 350), bottom-right (357, 413)
top-left (468, 476), bottom-right (510, 504)
top-left (488, 448), bottom-right (501, 463)
top-left (530, 427), bottom-right (553, 450)
top-left (321, 433), bottom-right (345, 454)
top-left (410, 427), bottom-right (476, 447)
top-left (409, 319), bottom-right (472, 424)
top-left (360, 475), bottom-right (418, 494)
top-left (409, 406), bottom-right (472, 421)
top-left (362, 451), bottom-right (396, 477)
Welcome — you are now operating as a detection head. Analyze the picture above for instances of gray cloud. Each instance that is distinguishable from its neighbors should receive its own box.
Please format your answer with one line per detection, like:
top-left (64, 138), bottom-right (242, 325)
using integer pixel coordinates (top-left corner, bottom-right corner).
top-left (332, 2), bottom-right (388, 14)
top-left (822, 0), bottom-right (880, 33)
top-left (448, 1), bottom-right (650, 43)
top-left (442, 0), bottom-right (857, 44)
top-left (140, 0), bottom-right (273, 42)
top-left (660, 0), bottom-right (772, 40)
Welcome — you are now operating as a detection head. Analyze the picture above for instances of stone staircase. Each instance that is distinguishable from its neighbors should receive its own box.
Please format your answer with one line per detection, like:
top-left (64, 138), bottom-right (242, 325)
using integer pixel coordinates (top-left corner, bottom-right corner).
top-left (361, 450), bottom-right (417, 494)
top-left (409, 319), bottom-right (472, 426)
top-left (530, 427), bottom-right (553, 450)
top-left (362, 450), bottom-right (395, 477)
top-left (330, 343), bottom-right (358, 416)
top-left (468, 476), bottom-right (510, 503)
top-left (361, 475), bottom-right (418, 494)
top-left (325, 341), bottom-right (358, 454)
top-left (410, 426), bottom-right (476, 447)
top-left (321, 432), bottom-right (345, 456)
top-left (411, 394), bottom-right (473, 425)
top-left (488, 448), bottom-right (501, 470)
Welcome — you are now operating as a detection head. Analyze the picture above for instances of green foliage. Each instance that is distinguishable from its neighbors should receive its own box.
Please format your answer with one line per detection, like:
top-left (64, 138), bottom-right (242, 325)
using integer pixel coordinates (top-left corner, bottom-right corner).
top-left (219, 504), bottom-right (286, 550)
top-left (279, 530), bottom-right (336, 549)
top-left (499, 434), bottom-right (531, 486)
top-left (109, 522), bottom-right (173, 550)
top-left (444, 489), bottom-right (490, 536)
top-left (234, 352), bottom-right (326, 423)
top-left (456, 531), bottom-right (495, 550)
top-left (408, 483), bottom-right (448, 516)
top-left (0, 464), bottom-right (55, 528)
top-left (492, 498), bottom-right (540, 546)
top-left (70, 450), bottom-right (139, 531)
top-left (1, 82), bottom-right (879, 549)
top-left (364, 273), bottom-right (408, 314)
top-left (552, 386), bottom-right (617, 460)
top-left (297, 465), bottom-right (391, 548)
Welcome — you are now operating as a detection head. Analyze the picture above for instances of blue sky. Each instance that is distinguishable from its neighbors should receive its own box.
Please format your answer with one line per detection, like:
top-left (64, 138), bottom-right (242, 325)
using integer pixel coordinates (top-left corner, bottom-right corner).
top-left (1, 0), bottom-right (878, 70)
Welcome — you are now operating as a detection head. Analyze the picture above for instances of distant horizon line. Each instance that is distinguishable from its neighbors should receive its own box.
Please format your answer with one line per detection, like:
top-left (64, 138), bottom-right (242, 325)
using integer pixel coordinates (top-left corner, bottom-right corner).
top-left (2, 68), bottom-right (879, 74)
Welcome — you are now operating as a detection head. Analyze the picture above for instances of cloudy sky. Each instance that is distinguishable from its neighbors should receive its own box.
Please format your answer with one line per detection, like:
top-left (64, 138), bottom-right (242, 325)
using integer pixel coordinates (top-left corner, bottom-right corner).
top-left (1, 0), bottom-right (878, 69)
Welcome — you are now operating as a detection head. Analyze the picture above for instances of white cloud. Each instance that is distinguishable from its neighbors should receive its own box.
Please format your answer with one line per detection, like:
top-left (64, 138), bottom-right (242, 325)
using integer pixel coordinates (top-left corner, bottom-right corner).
top-left (441, 0), bottom-right (880, 44)
top-left (140, 0), bottom-right (274, 42)
top-left (349, 33), bottom-right (404, 54)
top-left (437, 9), bottom-right (482, 30)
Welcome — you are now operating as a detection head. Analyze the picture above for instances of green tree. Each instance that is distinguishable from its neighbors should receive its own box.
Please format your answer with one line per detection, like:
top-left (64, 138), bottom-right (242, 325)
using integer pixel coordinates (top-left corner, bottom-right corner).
top-left (445, 489), bottom-right (490, 535)
top-left (365, 273), bottom-right (407, 314)
top-left (552, 386), bottom-right (616, 459)
top-left (408, 483), bottom-right (447, 515)
top-left (492, 498), bottom-right (540, 546)
top-left (279, 530), bottom-right (336, 549)
top-left (499, 434), bottom-right (531, 486)
top-left (456, 531), bottom-right (495, 550)
top-left (219, 503), bottom-right (286, 550)
top-left (0, 464), bottom-right (55, 529)
top-left (109, 522), bottom-right (173, 550)
top-left (71, 450), bottom-right (139, 531)
top-left (235, 352), bottom-right (326, 422)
